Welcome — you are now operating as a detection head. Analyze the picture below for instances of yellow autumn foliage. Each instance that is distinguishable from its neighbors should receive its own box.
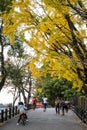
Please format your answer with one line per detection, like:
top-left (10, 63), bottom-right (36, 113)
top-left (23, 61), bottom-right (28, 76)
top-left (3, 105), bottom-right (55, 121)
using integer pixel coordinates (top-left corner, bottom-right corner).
top-left (1, 0), bottom-right (86, 91)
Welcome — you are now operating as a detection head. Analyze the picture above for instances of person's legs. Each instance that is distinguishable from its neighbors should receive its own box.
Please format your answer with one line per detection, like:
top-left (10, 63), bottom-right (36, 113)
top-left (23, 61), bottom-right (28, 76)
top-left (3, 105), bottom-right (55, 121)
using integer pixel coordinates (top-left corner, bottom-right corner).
top-left (62, 106), bottom-right (64, 115)
top-left (24, 113), bottom-right (29, 121)
top-left (65, 105), bottom-right (68, 113)
top-left (33, 103), bottom-right (36, 110)
top-left (58, 106), bottom-right (60, 114)
top-left (18, 115), bottom-right (21, 123)
top-left (45, 103), bottom-right (48, 110)
top-left (17, 114), bottom-right (22, 125)
top-left (55, 105), bottom-right (58, 113)
top-left (43, 103), bottom-right (46, 111)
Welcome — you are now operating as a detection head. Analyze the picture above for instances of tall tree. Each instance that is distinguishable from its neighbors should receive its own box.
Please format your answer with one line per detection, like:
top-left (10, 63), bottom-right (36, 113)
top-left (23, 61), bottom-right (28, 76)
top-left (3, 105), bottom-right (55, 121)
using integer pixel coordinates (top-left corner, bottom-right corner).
top-left (2, 0), bottom-right (87, 109)
top-left (0, 0), bottom-right (12, 91)
top-left (6, 38), bottom-right (32, 105)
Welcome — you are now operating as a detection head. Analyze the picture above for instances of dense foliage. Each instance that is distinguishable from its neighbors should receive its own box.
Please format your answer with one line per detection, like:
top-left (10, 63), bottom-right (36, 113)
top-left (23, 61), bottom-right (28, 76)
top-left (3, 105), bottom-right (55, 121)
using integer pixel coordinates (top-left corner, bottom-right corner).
top-left (0, 0), bottom-right (87, 108)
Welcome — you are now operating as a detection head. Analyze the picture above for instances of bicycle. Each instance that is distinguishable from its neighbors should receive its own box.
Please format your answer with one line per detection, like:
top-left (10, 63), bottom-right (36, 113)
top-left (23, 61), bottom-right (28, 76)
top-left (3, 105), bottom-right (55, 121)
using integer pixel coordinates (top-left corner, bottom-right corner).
top-left (21, 113), bottom-right (26, 126)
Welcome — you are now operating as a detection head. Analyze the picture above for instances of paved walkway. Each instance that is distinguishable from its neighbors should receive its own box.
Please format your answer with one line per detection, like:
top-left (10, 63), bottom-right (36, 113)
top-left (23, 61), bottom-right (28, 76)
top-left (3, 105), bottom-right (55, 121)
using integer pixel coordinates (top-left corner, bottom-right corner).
top-left (0, 108), bottom-right (87, 130)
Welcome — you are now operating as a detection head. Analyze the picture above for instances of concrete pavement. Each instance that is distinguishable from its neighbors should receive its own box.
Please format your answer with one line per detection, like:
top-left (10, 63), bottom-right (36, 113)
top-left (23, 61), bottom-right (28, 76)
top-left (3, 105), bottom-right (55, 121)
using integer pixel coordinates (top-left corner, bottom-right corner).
top-left (0, 108), bottom-right (87, 130)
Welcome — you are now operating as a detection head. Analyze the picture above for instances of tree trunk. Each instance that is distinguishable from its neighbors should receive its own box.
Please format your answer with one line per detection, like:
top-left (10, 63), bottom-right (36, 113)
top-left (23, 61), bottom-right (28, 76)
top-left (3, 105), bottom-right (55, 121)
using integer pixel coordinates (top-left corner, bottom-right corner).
top-left (0, 21), bottom-right (7, 91)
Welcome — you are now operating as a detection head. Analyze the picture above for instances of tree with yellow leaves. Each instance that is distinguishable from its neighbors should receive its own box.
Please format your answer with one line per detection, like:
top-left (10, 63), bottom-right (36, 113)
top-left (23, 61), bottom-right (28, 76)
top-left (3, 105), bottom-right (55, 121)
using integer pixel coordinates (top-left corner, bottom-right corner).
top-left (2, 0), bottom-right (87, 109)
top-left (41, 0), bottom-right (87, 91)
top-left (0, 0), bottom-right (13, 91)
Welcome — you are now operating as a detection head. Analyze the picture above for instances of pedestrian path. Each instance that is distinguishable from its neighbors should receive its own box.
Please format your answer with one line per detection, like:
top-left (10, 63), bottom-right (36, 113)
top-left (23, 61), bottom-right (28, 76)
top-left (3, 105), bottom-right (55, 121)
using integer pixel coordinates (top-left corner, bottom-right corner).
top-left (0, 108), bottom-right (87, 130)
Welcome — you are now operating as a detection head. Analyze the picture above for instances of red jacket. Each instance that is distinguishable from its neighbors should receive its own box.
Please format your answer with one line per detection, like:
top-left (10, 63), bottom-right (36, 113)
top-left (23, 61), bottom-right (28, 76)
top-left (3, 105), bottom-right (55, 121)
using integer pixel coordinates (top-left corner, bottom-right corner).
top-left (32, 97), bottom-right (37, 103)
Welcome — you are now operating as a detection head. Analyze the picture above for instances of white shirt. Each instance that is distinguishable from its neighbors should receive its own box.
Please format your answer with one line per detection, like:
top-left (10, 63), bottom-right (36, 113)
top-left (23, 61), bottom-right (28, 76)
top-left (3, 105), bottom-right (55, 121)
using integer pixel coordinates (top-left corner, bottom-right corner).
top-left (43, 97), bottom-right (48, 104)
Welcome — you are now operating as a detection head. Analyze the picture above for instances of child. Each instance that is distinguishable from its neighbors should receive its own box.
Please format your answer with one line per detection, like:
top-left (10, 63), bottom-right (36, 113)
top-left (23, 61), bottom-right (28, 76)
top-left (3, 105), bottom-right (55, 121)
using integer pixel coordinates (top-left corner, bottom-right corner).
top-left (17, 102), bottom-right (28, 125)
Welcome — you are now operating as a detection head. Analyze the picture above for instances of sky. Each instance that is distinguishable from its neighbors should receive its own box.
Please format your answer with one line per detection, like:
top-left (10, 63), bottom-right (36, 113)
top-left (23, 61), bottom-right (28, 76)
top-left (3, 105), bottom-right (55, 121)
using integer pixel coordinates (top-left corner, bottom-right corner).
top-left (0, 87), bottom-right (32, 105)
top-left (0, 88), bottom-right (14, 105)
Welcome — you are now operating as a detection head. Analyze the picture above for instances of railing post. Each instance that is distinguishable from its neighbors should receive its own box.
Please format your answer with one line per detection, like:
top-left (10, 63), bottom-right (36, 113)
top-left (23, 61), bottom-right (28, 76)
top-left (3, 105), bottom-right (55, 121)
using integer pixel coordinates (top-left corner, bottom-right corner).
top-left (15, 106), bottom-right (18, 115)
top-left (1, 110), bottom-right (4, 123)
top-left (12, 107), bottom-right (14, 117)
top-left (5, 109), bottom-right (8, 121)
top-left (9, 108), bottom-right (11, 119)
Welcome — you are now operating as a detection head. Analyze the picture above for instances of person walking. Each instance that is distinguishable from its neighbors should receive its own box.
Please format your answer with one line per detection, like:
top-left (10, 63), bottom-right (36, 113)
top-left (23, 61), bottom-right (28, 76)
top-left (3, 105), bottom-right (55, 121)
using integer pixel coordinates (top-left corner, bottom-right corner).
top-left (61, 99), bottom-right (66, 116)
top-left (55, 97), bottom-right (61, 114)
top-left (32, 96), bottom-right (37, 110)
top-left (42, 95), bottom-right (48, 112)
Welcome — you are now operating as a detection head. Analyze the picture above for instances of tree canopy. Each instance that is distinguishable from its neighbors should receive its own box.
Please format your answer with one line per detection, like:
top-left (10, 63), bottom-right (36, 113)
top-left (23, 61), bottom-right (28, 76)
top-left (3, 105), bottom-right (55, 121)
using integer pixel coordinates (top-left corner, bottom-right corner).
top-left (1, 0), bottom-right (87, 95)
